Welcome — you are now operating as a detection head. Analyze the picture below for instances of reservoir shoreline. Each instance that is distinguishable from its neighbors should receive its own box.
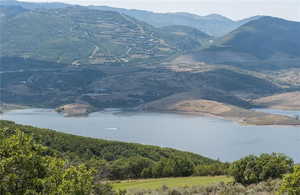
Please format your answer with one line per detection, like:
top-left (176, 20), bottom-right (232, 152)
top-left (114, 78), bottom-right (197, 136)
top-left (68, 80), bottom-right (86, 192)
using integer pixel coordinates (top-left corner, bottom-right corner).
top-left (2, 103), bottom-right (300, 126)
top-left (1, 108), bottom-right (300, 162)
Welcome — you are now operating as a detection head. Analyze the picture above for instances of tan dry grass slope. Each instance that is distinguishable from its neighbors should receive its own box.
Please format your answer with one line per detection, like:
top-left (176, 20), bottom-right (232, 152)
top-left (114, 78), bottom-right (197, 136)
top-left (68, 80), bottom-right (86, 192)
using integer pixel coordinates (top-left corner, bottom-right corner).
top-left (141, 92), bottom-right (300, 126)
top-left (254, 92), bottom-right (300, 110)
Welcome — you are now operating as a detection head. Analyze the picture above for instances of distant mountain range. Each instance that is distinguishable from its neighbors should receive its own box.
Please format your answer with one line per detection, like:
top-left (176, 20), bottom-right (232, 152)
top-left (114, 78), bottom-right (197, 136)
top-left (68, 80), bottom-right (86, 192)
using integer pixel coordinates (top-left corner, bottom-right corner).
top-left (88, 6), bottom-right (262, 37)
top-left (4, 4), bottom-right (297, 68)
top-left (0, 0), bottom-right (261, 37)
top-left (0, 0), bottom-right (69, 10)
top-left (1, 1), bottom-right (300, 118)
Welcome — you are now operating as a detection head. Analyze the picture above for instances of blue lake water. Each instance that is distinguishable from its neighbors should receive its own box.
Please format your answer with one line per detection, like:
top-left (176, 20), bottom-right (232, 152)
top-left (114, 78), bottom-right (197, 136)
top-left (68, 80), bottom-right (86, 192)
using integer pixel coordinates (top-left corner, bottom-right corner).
top-left (1, 108), bottom-right (300, 162)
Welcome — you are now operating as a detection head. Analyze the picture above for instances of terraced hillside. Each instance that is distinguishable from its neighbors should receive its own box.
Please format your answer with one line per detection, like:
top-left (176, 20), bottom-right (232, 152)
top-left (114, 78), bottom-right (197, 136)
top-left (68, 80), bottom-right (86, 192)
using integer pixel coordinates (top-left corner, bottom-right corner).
top-left (1, 6), bottom-right (178, 65)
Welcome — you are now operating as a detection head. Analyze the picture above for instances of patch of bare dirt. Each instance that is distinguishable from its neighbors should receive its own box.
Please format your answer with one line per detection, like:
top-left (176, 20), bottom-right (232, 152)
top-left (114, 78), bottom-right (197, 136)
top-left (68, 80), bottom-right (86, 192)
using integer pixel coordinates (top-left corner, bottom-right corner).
top-left (56, 103), bottom-right (94, 117)
top-left (170, 100), bottom-right (232, 114)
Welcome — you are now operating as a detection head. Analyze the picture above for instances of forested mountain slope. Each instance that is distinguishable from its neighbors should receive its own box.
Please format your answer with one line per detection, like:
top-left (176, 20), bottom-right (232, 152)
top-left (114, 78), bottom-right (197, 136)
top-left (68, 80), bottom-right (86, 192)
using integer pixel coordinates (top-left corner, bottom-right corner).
top-left (216, 16), bottom-right (300, 59)
top-left (189, 16), bottom-right (300, 71)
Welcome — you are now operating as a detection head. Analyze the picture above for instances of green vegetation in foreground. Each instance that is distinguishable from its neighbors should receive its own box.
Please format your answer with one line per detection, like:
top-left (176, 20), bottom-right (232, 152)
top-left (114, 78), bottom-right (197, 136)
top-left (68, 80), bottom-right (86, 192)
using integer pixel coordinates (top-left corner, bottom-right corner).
top-left (112, 176), bottom-right (232, 190)
top-left (0, 127), bottom-right (114, 194)
top-left (230, 153), bottom-right (293, 185)
top-left (280, 165), bottom-right (300, 194)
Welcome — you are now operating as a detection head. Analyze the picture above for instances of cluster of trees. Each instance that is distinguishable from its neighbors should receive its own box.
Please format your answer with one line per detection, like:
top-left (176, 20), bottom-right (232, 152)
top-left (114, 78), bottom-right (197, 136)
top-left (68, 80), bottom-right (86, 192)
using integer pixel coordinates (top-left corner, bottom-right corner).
top-left (229, 153), bottom-right (294, 185)
top-left (229, 153), bottom-right (300, 194)
top-left (86, 156), bottom-right (227, 180)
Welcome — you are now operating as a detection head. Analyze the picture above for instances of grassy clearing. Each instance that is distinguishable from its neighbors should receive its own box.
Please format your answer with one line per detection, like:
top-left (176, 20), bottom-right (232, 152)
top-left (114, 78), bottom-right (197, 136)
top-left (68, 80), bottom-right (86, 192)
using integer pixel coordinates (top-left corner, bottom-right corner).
top-left (112, 176), bottom-right (233, 190)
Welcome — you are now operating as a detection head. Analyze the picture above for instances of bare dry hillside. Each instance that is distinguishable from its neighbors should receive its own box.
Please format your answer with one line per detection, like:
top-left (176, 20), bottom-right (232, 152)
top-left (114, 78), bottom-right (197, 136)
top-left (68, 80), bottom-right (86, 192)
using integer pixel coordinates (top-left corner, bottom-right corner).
top-left (254, 92), bottom-right (300, 110)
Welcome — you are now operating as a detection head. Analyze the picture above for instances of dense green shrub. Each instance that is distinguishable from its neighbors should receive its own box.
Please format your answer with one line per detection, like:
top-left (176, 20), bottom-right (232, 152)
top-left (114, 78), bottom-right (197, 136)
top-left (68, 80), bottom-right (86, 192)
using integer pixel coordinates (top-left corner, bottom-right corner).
top-left (229, 153), bottom-right (293, 185)
top-left (108, 156), bottom-right (196, 179)
top-left (280, 165), bottom-right (300, 195)
top-left (0, 128), bottom-right (114, 195)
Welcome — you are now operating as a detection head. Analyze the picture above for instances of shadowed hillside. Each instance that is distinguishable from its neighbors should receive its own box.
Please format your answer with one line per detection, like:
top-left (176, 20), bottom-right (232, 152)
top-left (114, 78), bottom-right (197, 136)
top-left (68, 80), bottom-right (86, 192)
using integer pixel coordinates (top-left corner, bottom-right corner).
top-left (217, 16), bottom-right (300, 59)
top-left (184, 16), bottom-right (300, 72)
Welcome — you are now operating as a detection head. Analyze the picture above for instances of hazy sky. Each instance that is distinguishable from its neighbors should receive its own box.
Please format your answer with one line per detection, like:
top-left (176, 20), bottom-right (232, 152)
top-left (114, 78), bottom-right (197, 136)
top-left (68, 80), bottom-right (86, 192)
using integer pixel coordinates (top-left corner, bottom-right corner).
top-left (20, 0), bottom-right (300, 21)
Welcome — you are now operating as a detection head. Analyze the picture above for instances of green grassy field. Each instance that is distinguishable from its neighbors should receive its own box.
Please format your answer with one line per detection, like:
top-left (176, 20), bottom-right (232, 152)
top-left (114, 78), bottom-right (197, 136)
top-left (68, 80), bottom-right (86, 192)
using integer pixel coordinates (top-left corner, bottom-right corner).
top-left (112, 176), bottom-right (233, 190)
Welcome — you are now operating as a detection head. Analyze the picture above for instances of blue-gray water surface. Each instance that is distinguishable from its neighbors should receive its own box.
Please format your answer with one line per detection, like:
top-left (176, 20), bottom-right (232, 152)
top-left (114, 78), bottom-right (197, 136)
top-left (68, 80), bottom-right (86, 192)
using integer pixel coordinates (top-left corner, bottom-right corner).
top-left (1, 108), bottom-right (300, 162)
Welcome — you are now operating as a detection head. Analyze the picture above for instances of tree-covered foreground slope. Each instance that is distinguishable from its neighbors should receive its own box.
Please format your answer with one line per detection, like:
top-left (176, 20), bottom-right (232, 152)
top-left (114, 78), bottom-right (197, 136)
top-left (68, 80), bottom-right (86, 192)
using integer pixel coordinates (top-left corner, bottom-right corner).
top-left (0, 120), bottom-right (221, 180)
top-left (0, 120), bottom-right (214, 163)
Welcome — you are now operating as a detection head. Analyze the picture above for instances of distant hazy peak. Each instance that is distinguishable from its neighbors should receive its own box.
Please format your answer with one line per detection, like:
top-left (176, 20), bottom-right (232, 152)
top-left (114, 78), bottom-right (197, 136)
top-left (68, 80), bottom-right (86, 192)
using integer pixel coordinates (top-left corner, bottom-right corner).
top-left (238, 15), bottom-right (300, 29)
top-left (237, 15), bottom-right (262, 24)
top-left (203, 14), bottom-right (233, 21)
top-left (212, 14), bottom-right (300, 59)
top-left (251, 15), bottom-right (299, 23)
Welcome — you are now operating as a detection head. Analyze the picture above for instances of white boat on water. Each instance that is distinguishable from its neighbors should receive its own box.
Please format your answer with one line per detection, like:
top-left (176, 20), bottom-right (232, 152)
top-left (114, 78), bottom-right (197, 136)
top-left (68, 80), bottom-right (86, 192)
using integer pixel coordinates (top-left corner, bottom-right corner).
top-left (105, 127), bottom-right (118, 131)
